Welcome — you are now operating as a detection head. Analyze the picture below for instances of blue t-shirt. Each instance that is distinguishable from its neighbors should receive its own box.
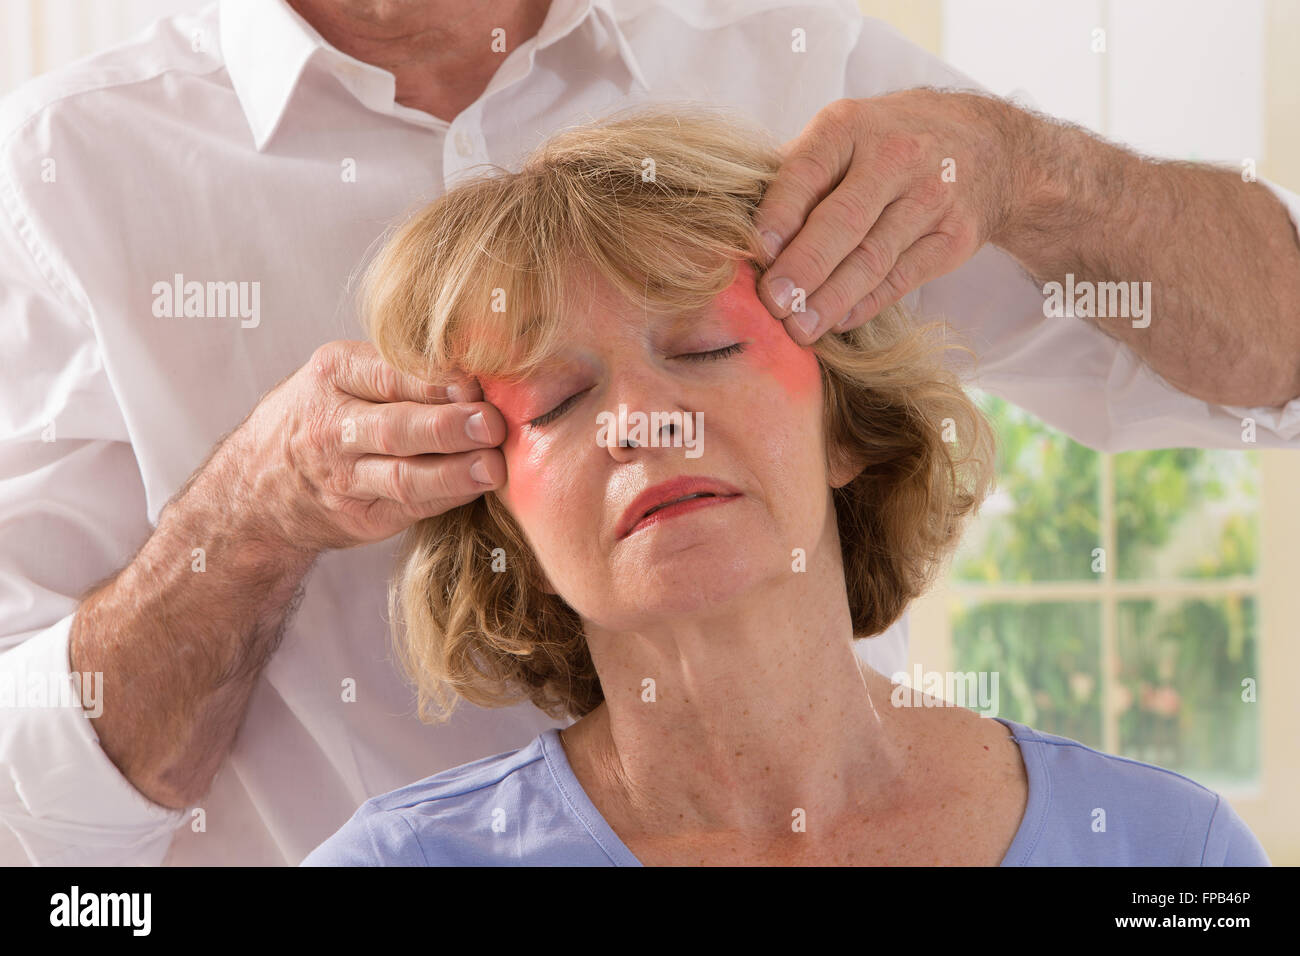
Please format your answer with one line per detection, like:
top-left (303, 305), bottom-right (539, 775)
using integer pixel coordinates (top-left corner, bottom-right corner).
top-left (301, 716), bottom-right (1269, 866)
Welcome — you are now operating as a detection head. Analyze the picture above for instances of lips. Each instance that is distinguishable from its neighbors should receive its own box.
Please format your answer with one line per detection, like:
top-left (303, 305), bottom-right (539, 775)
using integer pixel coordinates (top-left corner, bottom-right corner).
top-left (617, 476), bottom-right (742, 540)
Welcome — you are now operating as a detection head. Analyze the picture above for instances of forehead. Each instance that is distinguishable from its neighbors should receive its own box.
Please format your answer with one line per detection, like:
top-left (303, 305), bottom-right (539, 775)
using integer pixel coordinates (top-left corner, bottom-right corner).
top-left (569, 258), bottom-right (757, 333)
top-left (466, 258), bottom-right (761, 382)
top-left (547, 273), bottom-right (736, 354)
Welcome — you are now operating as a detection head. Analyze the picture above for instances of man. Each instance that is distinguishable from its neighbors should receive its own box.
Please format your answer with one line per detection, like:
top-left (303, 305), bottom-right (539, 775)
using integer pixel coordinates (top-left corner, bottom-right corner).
top-left (0, 0), bottom-right (1296, 866)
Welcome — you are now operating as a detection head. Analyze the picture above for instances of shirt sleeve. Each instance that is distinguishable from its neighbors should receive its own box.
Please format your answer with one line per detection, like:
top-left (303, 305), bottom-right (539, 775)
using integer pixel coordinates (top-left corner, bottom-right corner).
top-left (300, 805), bottom-right (430, 867)
top-left (0, 142), bottom-right (187, 865)
top-left (844, 15), bottom-right (1300, 452)
top-left (1202, 795), bottom-right (1271, 866)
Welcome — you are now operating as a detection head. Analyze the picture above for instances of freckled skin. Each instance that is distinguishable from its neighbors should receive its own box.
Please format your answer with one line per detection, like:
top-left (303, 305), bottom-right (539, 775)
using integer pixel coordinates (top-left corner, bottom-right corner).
top-left (475, 258), bottom-right (850, 624)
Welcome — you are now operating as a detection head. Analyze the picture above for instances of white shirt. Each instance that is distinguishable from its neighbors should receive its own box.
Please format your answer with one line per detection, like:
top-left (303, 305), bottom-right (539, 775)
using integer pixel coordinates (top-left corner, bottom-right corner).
top-left (1, 0), bottom-right (1297, 867)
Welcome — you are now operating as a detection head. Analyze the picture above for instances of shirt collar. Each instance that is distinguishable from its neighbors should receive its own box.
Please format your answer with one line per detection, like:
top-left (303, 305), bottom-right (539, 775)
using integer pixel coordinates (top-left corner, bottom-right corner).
top-left (219, 0), bottom-right (650, 152)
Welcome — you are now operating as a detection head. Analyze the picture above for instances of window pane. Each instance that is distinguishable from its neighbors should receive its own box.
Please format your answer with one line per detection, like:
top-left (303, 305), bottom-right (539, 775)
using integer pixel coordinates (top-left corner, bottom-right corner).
top-left (952, 391), bottom-right (1101, 582)
top-left (1117, 597), bottom-right (1259, 786)
top-left (950, 599), bottom-right (1102, 745)
top-left (1113, 449), bottom-right (1259, 580)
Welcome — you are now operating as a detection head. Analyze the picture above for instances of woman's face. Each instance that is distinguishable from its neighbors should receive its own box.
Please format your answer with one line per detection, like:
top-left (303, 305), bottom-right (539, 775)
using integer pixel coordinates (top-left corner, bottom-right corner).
top-left (478, 259), bottom-right (855, 630)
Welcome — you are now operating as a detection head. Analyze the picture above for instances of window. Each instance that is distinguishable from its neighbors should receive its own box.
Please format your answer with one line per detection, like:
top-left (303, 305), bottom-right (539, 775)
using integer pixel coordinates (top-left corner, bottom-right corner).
top-left (906, 391), bottom-right (1300, 861)
top-left (947, 392), bottom-right (1260, 789)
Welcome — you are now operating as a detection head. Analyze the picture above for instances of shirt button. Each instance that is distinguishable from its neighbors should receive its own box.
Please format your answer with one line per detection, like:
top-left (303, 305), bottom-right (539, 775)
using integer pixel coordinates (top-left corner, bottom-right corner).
top-left (455, 131), bottom-right (474, 157)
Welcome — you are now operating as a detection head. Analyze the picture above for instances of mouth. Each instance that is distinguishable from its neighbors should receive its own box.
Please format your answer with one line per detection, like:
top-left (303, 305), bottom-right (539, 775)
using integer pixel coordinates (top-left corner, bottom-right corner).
top-left (617, 477), bottom-right (743, 540)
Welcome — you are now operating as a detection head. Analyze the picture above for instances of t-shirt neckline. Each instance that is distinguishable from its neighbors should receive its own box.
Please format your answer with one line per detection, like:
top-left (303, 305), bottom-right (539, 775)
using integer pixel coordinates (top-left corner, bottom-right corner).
top-left (538, 715), bottom-right (1047, 867)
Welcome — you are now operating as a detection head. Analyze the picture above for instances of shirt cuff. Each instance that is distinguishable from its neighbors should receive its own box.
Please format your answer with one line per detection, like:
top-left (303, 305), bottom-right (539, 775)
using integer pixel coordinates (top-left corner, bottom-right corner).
top-left (0, 613), bottom-right (187, 865)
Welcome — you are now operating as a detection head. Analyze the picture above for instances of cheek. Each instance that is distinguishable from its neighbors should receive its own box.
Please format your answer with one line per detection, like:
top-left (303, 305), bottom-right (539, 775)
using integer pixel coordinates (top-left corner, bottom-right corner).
top-left (480, 378), bottom-right (551, 517)
top-left (480, 381), bottom-right (593, 560)
top-left (498, 428), bottom-right (547, 516)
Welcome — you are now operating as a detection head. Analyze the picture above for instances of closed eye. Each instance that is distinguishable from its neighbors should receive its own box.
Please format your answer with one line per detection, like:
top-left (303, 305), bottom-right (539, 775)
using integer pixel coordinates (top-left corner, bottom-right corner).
top-left (527, 389), bottom-right (590, 428)
top-left (686, 342), bottom-right (745, 363)
top-left (525, 343), bottom-right (747, 428)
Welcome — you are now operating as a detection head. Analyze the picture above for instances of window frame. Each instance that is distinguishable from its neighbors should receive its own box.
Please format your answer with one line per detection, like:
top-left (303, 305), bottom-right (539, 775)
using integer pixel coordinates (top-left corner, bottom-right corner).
top-left (908, 448), bottom-right (1300, 862)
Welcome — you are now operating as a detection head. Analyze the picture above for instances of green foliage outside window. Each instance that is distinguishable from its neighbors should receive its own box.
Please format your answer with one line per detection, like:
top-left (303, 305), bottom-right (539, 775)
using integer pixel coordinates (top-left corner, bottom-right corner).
top-left (948, 392), bottom-right (1259, 784)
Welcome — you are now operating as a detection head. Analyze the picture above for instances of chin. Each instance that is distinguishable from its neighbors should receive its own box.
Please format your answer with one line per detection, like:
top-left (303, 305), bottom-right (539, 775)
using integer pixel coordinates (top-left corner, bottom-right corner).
top-left (589, 546), bottom-right (770, 621)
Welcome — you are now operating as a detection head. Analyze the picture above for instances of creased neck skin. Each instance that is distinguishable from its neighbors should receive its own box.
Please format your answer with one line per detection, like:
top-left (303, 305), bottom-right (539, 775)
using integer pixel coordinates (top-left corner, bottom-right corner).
top-left (568, 542), bottom-right (914, 844)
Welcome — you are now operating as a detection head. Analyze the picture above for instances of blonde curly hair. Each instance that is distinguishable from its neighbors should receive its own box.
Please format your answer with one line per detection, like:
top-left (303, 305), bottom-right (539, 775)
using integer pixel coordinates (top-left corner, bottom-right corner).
top-left (360, 103), bottom-right (996, 724)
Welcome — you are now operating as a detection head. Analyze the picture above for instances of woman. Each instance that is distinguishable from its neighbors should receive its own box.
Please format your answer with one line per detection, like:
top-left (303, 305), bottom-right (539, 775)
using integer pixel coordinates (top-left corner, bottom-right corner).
top-left (303, 104), bottom-right (1267, 866)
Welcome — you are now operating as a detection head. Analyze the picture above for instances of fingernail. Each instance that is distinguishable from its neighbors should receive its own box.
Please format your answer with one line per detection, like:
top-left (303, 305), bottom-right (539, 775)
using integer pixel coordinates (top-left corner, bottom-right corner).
top-left (446, 383), bottom-right (468, 403)
top-left (760, 229), bottom-right (784, 259)
top-left (466, 411), bottom-right (490, 442)
top-left (470, 457), bottom-right (493, 485)
top-left (769, 277), bottom-right (794, 310)
top-left (793, 308), bottom-right (820, 339)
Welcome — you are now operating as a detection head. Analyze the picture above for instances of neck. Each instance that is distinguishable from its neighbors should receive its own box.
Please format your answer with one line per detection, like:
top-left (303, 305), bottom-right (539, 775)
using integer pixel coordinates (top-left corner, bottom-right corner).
top-left (563, 538), bottom-right (912, 844)
top-left (287, 0), bottom-right (552, 121)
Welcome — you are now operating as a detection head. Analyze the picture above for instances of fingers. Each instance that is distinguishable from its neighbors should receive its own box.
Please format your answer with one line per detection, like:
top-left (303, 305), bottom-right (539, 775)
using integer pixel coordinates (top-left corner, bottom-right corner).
top-left (856, 232), bottom-right (961, 320)
top-left (444, 377), bottom-right (484, 403)
top-left (833, 298), bottom-right (873, 333)
top-left (314, 339), bottom-right (478, 405)
top-left (312, 341), bottom-right (505, 514)
top-left (803, 195), bottom-right (943, 339)
top-left (753, 102), bottom-right (857, 265)
top-left (758, 108), bottom-right (921, 344)
top-left (765, 162), bottom-right (912, 343)
top-left (349, 448), bottom-right (504, 510)
top-left (834, 232), bottom-right (966, 334)
top-left (756, 98), bottom-right (977, 346)
top-left (339, 398), bottom-right (506, 457)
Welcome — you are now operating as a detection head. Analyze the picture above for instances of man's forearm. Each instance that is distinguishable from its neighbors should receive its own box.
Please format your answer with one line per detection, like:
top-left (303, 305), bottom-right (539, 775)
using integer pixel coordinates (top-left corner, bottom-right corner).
top-left (70, 438), bottom-right (319, 809)
top-left (991, 102), bottom-right (1300, 408)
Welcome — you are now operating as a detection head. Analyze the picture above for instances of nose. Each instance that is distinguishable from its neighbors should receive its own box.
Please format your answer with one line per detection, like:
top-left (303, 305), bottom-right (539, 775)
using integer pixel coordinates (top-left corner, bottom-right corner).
top-left (600, 365), bottom-right (694, 462)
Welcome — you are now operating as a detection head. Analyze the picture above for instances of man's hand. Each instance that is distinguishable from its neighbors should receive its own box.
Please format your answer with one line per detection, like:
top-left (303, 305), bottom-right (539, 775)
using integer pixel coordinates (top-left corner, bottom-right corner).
top-left (757, 88), bottom-right (1300, 408)
top-left (233, 339), bottom-right (502, 553)
top-left (70, 339), bottom-right (501, 808)
top-left (755, 90), bottom-right (1021, 344)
